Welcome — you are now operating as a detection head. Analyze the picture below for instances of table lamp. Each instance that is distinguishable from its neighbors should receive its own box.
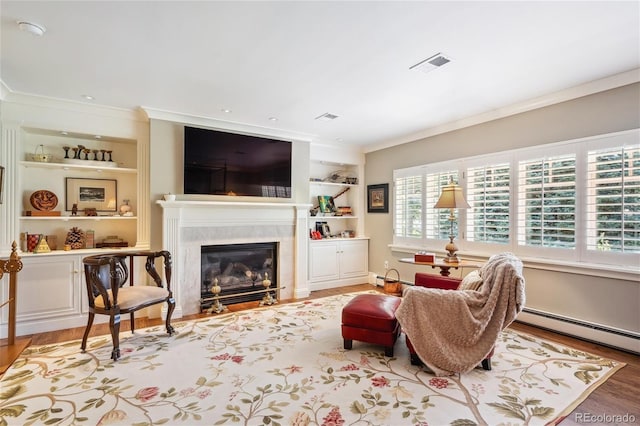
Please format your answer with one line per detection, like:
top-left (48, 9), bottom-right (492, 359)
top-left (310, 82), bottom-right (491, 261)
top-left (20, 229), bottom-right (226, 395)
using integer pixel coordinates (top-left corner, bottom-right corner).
top-left (434, 176), bottom-right (469, 263)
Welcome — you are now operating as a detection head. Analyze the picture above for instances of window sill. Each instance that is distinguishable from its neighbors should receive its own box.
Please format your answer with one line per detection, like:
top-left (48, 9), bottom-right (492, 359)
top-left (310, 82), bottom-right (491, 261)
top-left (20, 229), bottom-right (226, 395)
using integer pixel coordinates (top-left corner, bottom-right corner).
top-left (389, 244), bottom-right (640, 282)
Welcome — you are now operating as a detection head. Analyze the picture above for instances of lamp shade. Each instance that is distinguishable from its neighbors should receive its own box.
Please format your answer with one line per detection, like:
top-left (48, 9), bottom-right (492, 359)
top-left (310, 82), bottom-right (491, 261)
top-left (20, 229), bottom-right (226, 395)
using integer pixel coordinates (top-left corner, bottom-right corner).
top-left (434, 182), bottom-right (469, 209)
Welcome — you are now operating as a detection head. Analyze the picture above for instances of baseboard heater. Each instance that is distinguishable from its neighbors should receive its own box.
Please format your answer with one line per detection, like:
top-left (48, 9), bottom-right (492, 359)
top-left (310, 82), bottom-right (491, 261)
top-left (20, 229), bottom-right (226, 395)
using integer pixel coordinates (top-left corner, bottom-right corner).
top-left (375, 275), bottom-right (413, 287)
top-left (516, 308), bottom-right (639, 355)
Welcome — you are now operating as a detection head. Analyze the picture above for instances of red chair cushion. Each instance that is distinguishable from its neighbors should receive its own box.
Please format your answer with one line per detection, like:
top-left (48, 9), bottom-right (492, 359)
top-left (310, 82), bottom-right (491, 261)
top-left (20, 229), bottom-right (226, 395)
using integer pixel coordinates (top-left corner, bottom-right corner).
top-left (414, 273), bottom-right (461, 290)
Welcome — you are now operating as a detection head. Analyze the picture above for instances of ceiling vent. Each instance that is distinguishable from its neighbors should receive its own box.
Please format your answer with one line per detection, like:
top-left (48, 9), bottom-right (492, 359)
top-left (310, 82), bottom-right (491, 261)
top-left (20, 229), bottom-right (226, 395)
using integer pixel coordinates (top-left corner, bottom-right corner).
top-left (410, 53), bottom-right (451, 74)
top-left (315, 112), bottom-right (339, 121)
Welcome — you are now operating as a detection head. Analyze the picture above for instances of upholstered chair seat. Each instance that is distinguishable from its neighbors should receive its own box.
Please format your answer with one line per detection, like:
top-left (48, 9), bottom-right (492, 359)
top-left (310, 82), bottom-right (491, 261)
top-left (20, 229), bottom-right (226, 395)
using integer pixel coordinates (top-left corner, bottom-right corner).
top-left (94, 286), bottom-right (170, 310)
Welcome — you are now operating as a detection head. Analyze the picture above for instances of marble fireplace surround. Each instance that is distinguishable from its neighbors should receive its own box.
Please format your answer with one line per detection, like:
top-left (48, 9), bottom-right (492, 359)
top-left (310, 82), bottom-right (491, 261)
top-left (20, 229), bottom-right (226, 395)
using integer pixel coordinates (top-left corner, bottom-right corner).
top-left (158, 200), bottom-right (311, 317)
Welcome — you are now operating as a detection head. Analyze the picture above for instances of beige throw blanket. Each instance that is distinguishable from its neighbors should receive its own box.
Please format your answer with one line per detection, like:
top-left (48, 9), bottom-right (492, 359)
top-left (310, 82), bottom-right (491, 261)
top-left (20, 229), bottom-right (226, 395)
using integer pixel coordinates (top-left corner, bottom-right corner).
top-left (396, 252), bottom-right (525, 376)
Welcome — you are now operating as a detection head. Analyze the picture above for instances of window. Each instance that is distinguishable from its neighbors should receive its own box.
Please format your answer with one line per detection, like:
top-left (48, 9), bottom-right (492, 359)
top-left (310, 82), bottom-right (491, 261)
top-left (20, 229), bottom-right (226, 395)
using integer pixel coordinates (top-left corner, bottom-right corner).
top-left (394, 167), bottom-right (458, 248)
top-left (394, 171), bottom-right (423, 242)
top-left (586, 145), bottom-right (640, 253)
top-left (426, 171), bottom-right (459, 240)
top-left (392, 129), bottom-right (640, 267)
top-left (467, 162), bottom-right (511, 244)
top-left (517, 154), bottom-right (576, 249)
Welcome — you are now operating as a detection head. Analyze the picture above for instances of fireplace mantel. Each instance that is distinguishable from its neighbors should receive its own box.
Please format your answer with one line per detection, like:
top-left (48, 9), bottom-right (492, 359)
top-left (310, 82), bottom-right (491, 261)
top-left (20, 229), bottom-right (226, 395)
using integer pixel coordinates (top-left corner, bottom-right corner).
top-left (158, 200), bottom-right (311, 209)
top-left (157, 200), bottom-right (311, 317)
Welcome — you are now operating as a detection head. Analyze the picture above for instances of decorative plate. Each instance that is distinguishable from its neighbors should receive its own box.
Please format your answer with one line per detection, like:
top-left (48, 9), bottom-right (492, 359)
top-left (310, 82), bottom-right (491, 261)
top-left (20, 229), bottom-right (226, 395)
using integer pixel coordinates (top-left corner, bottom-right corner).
top-left (30, 190), bottom-right (58, 211)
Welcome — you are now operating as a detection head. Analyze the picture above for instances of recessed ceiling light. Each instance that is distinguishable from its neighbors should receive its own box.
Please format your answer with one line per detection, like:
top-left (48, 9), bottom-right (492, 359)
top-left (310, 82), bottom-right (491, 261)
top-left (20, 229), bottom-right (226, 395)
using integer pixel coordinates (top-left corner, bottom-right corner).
top-left (60, 131), bottom-right (68, 135)
top-left (17, 21), bottom-right (46, 36)
top-left (82, 95), bottom-right (94, 100)
top-left (221, 108), bottom-right (232, 113)
top-left (268, 117), bottom-right (278, 122)
top-left (95, 135), bottom-right (102, 139)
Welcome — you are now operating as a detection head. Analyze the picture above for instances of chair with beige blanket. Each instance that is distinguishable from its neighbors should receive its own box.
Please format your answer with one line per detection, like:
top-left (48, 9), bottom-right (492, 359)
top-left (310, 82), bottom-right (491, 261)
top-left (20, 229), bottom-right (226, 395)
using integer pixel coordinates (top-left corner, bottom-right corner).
top-left (81, 251), bottom-right (175, 361)
top-left (396, 252), bottom-right (525, 376)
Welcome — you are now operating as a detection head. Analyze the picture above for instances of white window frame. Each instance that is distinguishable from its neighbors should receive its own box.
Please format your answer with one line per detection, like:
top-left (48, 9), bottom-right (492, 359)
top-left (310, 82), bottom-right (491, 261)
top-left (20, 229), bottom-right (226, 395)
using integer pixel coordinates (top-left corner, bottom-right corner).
top-left (391, 129), bottom-right (640, 269)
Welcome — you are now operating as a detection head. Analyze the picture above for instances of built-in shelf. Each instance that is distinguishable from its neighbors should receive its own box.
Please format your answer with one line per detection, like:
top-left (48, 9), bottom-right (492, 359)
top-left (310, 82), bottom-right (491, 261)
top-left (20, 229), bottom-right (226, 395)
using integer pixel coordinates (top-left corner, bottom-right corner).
top-left (311, 215), bottom-right (359, 220)
top-left (309, 181), bottom-right (358, 187)
top-left (20, 216), bottom-right (137, 221)
top-left (20, 160), bottom-right (137, 174)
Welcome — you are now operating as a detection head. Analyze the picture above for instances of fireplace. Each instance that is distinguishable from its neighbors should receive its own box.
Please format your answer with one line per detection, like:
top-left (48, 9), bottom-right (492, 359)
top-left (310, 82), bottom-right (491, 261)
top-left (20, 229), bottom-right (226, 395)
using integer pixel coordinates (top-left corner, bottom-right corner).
top-left (158, 200), bottom-right (310, 317)
top-left (201, 242), bottom-right (278, 309)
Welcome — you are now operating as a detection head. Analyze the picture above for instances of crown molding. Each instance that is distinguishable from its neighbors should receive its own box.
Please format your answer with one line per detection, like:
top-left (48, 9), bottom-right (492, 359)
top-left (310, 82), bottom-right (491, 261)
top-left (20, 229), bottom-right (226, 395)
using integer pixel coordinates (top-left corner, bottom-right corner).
top-left (141, 106), bottom-right (316, 143)
top-left (1, 89), bottom-right (148, 122)
top-left (365, 68), bottom-right (640, 153)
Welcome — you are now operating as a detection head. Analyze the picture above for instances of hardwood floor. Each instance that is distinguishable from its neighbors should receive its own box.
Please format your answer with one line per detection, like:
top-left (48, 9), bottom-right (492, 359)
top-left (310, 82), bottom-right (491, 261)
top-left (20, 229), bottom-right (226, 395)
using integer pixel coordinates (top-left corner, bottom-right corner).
top-left (10, 283), bottom-right (640, 423)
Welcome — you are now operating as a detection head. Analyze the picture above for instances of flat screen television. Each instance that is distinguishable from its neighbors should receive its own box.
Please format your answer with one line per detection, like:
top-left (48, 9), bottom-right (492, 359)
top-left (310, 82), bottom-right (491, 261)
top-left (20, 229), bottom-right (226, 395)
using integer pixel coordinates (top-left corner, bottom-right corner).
top-left (184, 126), bottom-right (292, 198)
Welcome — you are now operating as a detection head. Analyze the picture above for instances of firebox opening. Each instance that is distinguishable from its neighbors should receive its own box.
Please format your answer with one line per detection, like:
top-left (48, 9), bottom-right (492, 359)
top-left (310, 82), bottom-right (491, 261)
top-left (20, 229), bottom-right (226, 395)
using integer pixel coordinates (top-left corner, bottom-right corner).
top-left (200, 242), bottom-right (278, 310)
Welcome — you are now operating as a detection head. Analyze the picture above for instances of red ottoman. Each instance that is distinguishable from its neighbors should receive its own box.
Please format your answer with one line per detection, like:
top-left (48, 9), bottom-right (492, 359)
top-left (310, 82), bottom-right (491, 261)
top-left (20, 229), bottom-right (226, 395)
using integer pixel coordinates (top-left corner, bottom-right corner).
top-left (341, 294), bottom-right (402, 357)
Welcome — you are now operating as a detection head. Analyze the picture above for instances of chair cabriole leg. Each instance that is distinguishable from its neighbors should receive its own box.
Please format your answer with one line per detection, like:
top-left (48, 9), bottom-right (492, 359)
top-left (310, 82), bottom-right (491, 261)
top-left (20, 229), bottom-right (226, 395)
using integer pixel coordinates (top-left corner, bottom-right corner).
top-left (166, 297), bottom-right (176, 335)
top-left (110, 312), bottom-right (121, 361)
top-left (81, 312), bottom-right (95, 352)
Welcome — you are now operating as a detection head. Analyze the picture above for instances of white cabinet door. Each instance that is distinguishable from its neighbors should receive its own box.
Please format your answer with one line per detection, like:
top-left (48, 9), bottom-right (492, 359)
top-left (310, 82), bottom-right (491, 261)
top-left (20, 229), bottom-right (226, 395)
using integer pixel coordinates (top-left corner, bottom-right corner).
top-left (309, 241), bottom-right (340, 282)
top-left (309, 239), bottom-right (369, 290)
top-left (16, 256), bottom-right (82, 323)
top-left (338, 239), bottom-right (368, 278)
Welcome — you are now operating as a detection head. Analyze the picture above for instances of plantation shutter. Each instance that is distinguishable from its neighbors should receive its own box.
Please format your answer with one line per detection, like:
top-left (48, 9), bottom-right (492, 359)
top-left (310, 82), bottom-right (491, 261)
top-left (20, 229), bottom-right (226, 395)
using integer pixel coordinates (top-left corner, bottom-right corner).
top-left (467, 163), bottom-right (511, 244)
top-left (518, 154), bottom-right (576, 248)
top-left (394, 173), bottom-right (423, 240)
top-left (586, 145), bottom-right (640, 253)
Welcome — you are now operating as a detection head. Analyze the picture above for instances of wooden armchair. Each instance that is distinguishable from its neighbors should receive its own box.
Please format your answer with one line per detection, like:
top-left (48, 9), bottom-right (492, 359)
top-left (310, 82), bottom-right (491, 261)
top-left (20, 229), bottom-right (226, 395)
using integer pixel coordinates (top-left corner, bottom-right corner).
top-left (81, 250), bottom-right (175, 361)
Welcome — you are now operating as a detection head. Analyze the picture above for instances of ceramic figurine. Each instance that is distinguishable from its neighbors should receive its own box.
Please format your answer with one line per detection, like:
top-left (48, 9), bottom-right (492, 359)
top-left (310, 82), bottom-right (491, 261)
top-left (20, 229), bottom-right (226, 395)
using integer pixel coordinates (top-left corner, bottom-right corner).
top-left (119, 199), bottom-right (132, 216)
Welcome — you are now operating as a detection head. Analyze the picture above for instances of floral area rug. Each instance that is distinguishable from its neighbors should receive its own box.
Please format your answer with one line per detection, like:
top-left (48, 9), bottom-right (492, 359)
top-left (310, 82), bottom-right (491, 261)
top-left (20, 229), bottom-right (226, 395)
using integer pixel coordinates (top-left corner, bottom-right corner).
top-left (0, 292), bottom-right (625, 426)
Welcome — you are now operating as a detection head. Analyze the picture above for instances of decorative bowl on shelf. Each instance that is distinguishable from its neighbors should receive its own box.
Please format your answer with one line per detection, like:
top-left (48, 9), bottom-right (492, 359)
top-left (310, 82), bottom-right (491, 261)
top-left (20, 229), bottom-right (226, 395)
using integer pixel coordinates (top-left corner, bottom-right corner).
top-left (29, 190), bottom-right (58, 211)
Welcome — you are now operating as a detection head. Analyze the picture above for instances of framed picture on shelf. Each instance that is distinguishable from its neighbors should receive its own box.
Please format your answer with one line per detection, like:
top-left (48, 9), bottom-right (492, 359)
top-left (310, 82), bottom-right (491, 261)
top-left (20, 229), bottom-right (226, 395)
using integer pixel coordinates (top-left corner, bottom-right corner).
top-left (367, 183), bottom-right (389, 213)
top-left (65, 177), bottom-right (117, 212)
top-left (321, 223), bottom-right (331, 237)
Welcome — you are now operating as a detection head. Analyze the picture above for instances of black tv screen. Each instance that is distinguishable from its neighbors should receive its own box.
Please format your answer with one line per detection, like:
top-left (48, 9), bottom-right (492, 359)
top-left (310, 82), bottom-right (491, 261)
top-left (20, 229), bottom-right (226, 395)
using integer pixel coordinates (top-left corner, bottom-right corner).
top-left (184, 126), bottom-right (292, 198)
